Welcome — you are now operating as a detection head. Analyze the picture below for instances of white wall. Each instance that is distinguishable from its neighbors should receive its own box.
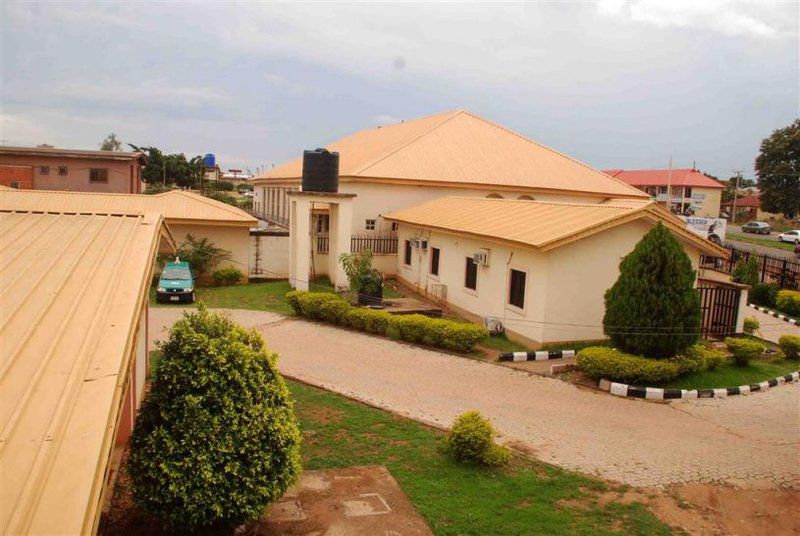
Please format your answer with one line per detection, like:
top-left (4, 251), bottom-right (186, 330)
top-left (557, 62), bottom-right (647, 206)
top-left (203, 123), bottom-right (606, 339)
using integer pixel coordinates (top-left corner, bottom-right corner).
top-left (250, 232), bottom-right (290, 278)
top-left (395, 220), bottom-right (703, 347)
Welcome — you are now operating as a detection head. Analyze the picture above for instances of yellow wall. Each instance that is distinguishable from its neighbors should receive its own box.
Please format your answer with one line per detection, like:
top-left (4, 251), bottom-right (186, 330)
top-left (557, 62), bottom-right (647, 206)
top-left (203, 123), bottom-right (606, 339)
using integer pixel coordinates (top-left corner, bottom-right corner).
top-left (395, 220), bottom-right (702, 346)
top-left (693, 187), bottom-right (721, 218)
top-left (168, 223), bottom-right (252, 280)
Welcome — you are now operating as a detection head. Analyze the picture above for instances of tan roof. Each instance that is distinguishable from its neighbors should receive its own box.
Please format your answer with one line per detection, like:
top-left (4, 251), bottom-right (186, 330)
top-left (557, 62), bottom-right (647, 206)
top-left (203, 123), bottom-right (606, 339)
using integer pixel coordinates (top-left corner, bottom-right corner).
top-left (0, 210), bottom-right (170, 535)
top-left (384, 197), bottom-right (727, 256)
top-left (0, 145), bottom-right (144, 162)
top-left (255, 110), bottom-right (647, 199)
top-left (0, 188), bottom-right (257, 226)
top-left (0, 184), bottom-right (14, 191)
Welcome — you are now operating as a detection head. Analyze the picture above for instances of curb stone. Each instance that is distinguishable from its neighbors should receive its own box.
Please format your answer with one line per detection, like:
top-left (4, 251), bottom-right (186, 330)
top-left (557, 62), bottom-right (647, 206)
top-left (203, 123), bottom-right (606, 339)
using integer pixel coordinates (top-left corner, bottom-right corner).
top-left (599, 371), bottom-right (800, 400)
top-left (498, 349), bottom-right (575, 362)
top-left (748, 303), bottom-right (798, 326)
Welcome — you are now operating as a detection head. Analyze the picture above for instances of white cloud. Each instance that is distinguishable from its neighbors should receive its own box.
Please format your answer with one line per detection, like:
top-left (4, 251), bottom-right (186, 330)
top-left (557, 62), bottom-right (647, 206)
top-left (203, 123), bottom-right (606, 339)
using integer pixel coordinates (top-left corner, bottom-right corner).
top-left (597, 0), bottom-right (781, 38)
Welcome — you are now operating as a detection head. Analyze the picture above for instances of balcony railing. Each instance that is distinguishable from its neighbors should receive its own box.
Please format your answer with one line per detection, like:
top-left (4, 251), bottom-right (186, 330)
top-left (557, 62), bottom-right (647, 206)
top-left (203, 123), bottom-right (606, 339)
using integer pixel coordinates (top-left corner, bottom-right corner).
top-left (315, 233), bottom-right (398, 254)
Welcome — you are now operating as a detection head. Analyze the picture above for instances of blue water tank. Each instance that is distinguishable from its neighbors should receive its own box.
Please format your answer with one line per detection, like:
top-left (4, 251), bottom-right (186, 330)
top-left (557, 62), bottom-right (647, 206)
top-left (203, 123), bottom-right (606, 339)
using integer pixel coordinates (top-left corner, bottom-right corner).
top-left (203, 153), bottom-right (216, 168)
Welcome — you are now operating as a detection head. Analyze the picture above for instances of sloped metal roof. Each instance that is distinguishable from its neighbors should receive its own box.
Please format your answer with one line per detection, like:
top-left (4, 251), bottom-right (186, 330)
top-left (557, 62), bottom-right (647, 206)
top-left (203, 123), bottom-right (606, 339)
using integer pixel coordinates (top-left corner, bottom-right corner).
top-left (256, 110), bottom-right (648, 199)
top-left (604, 168), bottom-right (725, 189)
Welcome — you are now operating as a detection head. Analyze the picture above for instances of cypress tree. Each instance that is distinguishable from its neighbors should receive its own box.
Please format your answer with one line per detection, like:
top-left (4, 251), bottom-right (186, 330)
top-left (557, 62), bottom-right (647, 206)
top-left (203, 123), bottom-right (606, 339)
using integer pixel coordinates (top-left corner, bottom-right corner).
top-left (603, 222), bottom-right (701, 358)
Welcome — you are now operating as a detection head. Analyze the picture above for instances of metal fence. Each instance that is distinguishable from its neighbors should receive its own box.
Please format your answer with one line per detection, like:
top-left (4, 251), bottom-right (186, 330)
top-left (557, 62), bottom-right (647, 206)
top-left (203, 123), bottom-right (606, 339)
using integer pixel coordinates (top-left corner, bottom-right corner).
top-left (700, 245), bottom-right (799, 290)
top-left (315, 233), bottom-right (398, 255)
top-left (698, 286), bottom-right (741, 338)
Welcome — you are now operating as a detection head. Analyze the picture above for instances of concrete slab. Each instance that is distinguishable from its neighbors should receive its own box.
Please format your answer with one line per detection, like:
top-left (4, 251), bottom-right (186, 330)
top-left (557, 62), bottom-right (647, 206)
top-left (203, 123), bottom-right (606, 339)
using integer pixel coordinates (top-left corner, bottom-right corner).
top-left (258, 466), bottom-right (432, 536)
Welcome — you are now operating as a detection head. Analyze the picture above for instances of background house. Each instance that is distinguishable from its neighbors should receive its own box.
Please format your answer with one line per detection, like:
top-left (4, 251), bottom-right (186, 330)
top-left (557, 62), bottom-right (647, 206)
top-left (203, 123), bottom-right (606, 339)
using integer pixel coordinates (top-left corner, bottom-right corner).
top-left (0, 145), bottom-right (146, 193)
top-left (720, 193), bottom-right (782, 223)
top-left (0, 189), bottom-right (257, 281)
top-left (0, 209), bottom-right (173, 535)
top-left (604, 168), bottom-right (724, 218)
top-left (385, 197), bottom-right (729, 347)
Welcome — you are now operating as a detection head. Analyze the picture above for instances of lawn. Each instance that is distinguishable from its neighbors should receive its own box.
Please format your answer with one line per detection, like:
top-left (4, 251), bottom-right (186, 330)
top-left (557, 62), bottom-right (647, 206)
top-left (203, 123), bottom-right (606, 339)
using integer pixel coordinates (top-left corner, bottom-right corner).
top-left (290, 380), bottom-right (670, 536)
top-left (727, 232), bottom-right (796, 253)
top-left (660, 358), bottom-right (798, 390)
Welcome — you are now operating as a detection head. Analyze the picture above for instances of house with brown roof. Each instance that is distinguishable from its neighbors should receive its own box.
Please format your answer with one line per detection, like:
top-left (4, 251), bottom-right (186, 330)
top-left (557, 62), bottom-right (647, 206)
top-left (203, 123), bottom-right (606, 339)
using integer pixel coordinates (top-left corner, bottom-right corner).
top-left (0, 189), bottom-right (258, 281)
top-left (385, 197), bottom-right (730, 346)
top-left (0, 145), bottom-right (146, 193)
top-left (603, 168), bottom-right (724, 218)
top-left (0, 208), bottom-right (174, 535)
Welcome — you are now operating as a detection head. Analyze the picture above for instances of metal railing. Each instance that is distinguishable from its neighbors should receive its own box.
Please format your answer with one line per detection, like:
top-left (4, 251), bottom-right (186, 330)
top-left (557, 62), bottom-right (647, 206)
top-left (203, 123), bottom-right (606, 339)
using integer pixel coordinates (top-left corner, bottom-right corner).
top-left (314, 233), bottom-right (398, 255)
top-left (701, 245), bottom-right (799, 290)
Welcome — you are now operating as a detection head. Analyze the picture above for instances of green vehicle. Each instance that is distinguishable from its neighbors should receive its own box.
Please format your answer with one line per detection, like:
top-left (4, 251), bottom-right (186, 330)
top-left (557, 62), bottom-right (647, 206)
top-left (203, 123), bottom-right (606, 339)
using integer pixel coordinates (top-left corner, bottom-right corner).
top-left (156, 259), bottom-right (195, 303)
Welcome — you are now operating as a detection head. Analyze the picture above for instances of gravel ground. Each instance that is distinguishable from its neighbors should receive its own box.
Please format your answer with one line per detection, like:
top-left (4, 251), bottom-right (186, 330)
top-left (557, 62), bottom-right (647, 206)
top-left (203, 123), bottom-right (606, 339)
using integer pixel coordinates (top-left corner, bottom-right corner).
top-left (149, 307), bottom-right (800, 490)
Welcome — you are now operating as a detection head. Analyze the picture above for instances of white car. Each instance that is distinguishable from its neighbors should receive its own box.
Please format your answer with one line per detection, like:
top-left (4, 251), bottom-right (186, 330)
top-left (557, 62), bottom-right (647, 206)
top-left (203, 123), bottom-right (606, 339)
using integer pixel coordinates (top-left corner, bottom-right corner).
top-left (777, 230), bottom-right (800, 244)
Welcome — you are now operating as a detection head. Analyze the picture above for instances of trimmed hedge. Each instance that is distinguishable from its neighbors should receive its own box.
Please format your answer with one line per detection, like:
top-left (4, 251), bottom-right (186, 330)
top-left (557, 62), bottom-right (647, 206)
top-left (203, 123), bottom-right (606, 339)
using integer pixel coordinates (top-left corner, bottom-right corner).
top-left (285, 290), bottom-right (488, 352)
top-left (678, 343), bottom-right (728, 372)
top-left (776, 290), bottom-right (800, 317)
top-left (576, 346), bottom-right (681, 384)
top-left (743, 317), bottom-right (760, 335)
top-left (779, 335), bottom-right (800, 360)
top-left (750, 283), bottom-right (779, 308)
top-left (724, 337), bottom-right (765, 366)
top-left (212, 266), bottom-right (244, 286)
top-left (445, 411), bottom-right (510, 467)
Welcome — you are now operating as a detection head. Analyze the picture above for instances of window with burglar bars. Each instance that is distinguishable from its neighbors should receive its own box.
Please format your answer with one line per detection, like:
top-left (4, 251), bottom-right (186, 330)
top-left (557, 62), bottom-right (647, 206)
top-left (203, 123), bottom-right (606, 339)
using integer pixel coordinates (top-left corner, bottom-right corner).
top-left (89, 168), bottom-right (108, 183)
top-left (464, 256), bottom-right (478, 290)
top-left (430, 247), bottom-right (440, 276)
top-left (508, 269), bottom-right (526, 308)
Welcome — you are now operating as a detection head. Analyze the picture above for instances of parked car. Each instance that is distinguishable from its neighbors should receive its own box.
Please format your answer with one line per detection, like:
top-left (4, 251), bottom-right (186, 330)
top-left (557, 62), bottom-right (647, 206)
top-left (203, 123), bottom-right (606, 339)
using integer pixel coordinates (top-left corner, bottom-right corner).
top-left (741, 221), bottom-right (772, 235)
top-left (156, 259), bottom-right (195, 303)
top-left (777, 229), bottom-right (800, 244)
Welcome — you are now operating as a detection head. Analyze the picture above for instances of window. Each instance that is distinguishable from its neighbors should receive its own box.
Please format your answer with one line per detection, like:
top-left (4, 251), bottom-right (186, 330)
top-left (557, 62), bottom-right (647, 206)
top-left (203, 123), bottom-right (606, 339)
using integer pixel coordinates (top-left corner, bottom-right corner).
top-left (58, 166), bottom-right (68, 176)
top-left (403, 240), bottom-right (412, 266)
top-left (464, 256), bottom-right (478, 290)
top-left (391, 222), bottom-right (399, 232)
top-left (39, 166), bottom-right (50, 175)
top-left (430, 247), bottom-right (440, 276)
top-left (9, 181), bottom-right (20, 189)
top-left (658, 186), bottom-right (667, 194)
top-left (508, 269), bottom-right (526, 309)
top-left (684, 187), bottom-right (692, 198)
top-left (365, 219), bottom-right (376, 231)
top-left (89, 168), bottom-right (108, 183)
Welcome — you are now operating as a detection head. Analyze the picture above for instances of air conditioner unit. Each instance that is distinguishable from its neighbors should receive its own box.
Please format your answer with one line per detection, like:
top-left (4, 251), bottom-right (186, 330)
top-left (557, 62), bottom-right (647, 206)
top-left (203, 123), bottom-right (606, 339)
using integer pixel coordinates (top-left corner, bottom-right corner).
top-left (473, 249), bottom-right (490, 266)
top-left (483, 316), bottom-right (504, 335)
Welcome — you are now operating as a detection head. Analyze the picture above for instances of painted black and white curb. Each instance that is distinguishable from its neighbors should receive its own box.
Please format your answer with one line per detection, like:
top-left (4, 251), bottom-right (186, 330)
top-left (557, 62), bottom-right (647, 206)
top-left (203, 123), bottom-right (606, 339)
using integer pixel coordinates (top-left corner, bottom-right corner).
top-left (599, 371), bottom-right (799, 400)
top-left (748, 303), bottom-right (798, 326)
top-left (498, 350), bottom-right (576, 362)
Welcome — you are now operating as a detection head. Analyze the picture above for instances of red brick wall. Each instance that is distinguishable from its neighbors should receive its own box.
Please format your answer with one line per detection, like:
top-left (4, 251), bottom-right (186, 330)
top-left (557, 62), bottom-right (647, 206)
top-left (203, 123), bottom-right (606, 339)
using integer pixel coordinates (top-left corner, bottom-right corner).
top-left (0, 165), bottom-right (34, 189)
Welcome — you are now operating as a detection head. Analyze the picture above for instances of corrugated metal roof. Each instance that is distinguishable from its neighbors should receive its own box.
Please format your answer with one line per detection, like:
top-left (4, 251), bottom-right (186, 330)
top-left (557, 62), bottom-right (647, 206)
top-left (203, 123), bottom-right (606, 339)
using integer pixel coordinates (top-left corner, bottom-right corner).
top-left (256, 110), bottom-right (648, 199)
top-left (0, 145), bottom-right (144, 162)
top-left (0, 210), bottom-right (166, 535)
top-left (384, 196), bottom-right (727, 256)
top-left (0, 189), bottom-right (257, 226)
top-left (604, 168), bottom-right (725, 189)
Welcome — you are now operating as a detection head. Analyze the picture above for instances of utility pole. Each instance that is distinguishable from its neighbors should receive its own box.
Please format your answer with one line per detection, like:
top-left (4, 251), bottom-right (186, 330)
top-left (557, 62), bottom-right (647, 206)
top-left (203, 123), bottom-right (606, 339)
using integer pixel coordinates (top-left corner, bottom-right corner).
top-left (731, 170), bottom-right (743, 224)
top-left (162, 158), bottom-right (166, 187)
top-left (666, 156), bottom-right (673, 213)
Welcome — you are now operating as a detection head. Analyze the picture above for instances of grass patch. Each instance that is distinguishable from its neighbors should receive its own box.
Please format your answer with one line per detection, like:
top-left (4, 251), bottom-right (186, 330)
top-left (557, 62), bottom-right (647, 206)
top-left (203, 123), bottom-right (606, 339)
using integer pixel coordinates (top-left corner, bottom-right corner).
top-left (149, 278), bottom-right (335, 315)
top-left (480, 333), bottom-right (529, 353)
top-left (727, 232), bottom-right (796, 252)
top-left (661, 358), bottom-right (798, 390)
top-left (542, 340), bottom-right (612, 352)
top-left (290, 380), bottom-right (670, 535)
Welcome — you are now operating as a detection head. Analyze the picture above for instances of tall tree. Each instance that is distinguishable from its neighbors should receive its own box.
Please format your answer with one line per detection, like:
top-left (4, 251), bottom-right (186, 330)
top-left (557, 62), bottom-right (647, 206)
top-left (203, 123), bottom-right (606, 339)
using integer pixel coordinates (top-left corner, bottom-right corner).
top-left (100, 132), bottom-right (123, 151)
top-left (755, 119), bottom-right (800, 218)
top-left (129, 144), bottom-right (201, 188)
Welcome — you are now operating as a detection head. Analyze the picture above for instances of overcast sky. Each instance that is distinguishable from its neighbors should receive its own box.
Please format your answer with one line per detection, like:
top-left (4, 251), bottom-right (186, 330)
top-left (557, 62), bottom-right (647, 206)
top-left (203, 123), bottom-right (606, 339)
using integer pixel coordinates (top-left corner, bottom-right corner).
top-left (2, 1), bottom-right (798, 180)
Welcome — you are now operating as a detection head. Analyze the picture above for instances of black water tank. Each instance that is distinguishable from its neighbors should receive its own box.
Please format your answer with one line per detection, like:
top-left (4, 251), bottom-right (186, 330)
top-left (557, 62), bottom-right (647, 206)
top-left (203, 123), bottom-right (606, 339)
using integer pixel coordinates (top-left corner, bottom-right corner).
top-left (302, 148), bottom-right (339, 192)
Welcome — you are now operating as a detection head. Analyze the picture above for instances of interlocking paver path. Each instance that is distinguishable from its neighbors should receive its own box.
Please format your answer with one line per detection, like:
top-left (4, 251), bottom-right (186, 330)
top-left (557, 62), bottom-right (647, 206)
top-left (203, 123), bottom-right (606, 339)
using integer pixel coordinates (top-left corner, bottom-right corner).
top-left (150, 308), bottom-right (800, 489)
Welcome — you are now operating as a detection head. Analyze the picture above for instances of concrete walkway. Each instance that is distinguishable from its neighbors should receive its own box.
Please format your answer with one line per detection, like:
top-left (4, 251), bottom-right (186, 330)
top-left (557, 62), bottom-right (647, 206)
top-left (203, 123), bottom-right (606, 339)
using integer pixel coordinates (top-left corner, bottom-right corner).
top-left (744, 306), bottom-right (800, 343)
top-left (149, 308), bottom-right (800, 490)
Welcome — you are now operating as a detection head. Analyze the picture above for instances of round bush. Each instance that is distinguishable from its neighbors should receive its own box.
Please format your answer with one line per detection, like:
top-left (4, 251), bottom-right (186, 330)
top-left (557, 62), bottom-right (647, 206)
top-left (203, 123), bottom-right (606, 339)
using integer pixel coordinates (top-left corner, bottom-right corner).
top-left (445, 411), bottom-right (510, 467)
top-left (776, 290), bottom-right (800, 317)
top-left (212, 266), bottom-right (244, 286)
top-left (129, 307), bottom-right (301, 531)
top-left (743, 317), bottom-right (760, 335)
top-left (724, 337), bottom-right (764, 366)
top-left (778, 335), bottom-right (800, 360)
top-left (576, 346), bottom-right (681, 384)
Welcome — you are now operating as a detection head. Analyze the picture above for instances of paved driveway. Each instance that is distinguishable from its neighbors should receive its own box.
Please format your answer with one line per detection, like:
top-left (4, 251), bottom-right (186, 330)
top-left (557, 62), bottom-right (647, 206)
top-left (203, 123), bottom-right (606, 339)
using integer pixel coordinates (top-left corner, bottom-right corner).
top-left (745, 307), bottom-right (800, 343)
top-left (149, 308), bottom-right (800, 490)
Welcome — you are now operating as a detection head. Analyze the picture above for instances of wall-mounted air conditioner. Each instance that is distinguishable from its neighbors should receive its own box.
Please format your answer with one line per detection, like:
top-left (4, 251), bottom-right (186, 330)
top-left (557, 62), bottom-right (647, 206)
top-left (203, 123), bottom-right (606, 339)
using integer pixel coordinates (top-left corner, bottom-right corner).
top-left (483, 316), bottom-right (504, 335)
top-left (473, 249), bottom-right (490, 266)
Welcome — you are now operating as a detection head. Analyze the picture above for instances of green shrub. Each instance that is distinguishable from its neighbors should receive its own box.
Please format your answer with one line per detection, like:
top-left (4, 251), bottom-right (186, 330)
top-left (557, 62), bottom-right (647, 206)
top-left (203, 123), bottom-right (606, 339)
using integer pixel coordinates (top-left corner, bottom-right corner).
top-left (743, 317), bottom-right (760, 335)
top-left (129, 306), bottom-right (301, 531)
top-left (603, 223), bottom-right (701, 359)
top-left (285, 291), bottom-right (487, 351)
top-left (776, 290), bottom-right (800, 317)
top-left (216, 180), bottom-right (235, 191)
top-left (724, 337), bottom-right (765, 366)
top-left (750, 283), bottom-right (779, 307)
top-left (445, 411), bottom-right (510, 467)
top-left (212, 266), bottom-right (243, 286)
top-left (778, 335), bottom-right (800, 360)
top-left (731, 256), bottom-right (759, 287)
top-left (677, 343), bottom-right (728, 372)
top-left (576, 346), bottom-right (681, 384)
top-left (177, 234), bottom-right (231, 276)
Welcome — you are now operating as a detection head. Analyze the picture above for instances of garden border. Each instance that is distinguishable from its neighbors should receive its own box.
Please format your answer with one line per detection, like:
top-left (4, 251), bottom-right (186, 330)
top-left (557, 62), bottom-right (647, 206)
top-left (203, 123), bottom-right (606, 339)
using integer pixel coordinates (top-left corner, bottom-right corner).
top-left (498, 350), bottom-right (576, 362)
top-left (599, 370), bottom-right (799, 400)
top-left (748, 303), bottom-right (798, 325)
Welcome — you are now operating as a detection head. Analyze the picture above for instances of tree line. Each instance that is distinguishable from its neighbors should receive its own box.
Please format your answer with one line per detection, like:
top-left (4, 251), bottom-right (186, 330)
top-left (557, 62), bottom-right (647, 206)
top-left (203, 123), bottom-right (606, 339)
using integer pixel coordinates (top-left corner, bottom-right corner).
top-left (100, 133), bottom-right (204, 189)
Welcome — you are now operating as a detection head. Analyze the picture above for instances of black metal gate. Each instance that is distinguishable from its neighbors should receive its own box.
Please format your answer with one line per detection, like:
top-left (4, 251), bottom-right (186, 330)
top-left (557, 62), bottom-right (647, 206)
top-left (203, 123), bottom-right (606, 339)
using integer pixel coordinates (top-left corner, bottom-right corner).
top-left (698, 286), bottom-right (741, 339)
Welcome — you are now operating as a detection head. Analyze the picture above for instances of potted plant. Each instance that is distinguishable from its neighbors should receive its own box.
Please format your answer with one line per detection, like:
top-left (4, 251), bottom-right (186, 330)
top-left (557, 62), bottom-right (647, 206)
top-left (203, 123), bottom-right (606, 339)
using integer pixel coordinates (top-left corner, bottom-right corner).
top-left (339, 249), bottom-right (384, 306)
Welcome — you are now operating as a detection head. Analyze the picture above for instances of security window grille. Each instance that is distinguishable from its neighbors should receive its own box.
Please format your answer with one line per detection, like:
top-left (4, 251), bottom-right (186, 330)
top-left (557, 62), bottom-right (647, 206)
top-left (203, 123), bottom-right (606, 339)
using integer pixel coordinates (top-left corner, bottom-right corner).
top-left (39, 166), bottom-right (49, 175)
top-left (365, 219), bottom-right (376, 231)
top-left (58, 166), bottom-right (68, 176)
top-left (403, 240), bottom-right (412, 266)
top-left (465, 257), bottom-right (478, 290)
top-left (391, 222), bottom-right (399, 231)
top-left (430, 247), bottom-right (440, 276)
top-left (89, 168), bottom-right (108, 183)
top-left (508, 269), bottom-right (526, 308)
top-left (10, 181), bottom-right (20, 189)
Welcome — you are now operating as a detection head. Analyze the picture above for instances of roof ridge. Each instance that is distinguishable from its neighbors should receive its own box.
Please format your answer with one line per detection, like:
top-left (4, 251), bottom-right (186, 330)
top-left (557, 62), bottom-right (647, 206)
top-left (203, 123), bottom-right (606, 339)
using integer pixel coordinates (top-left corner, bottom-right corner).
top-left (443, 195), bottom-right (651, 210)
top-left (459, 111), bottom-right (647, 197)
top-left (354, 110), bottom-right (465, 175)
